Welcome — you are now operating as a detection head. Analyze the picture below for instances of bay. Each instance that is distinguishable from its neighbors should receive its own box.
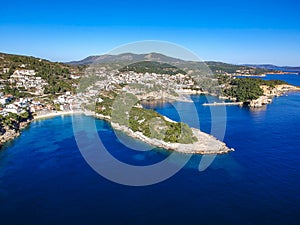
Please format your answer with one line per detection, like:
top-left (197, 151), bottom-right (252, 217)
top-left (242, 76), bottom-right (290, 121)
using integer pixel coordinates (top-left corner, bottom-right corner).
top-left (0, 75), bottom-right (300, 225)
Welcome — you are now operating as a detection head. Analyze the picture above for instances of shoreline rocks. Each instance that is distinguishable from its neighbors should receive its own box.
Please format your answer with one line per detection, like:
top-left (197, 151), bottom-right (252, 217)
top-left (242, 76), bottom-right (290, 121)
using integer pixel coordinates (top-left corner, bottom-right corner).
top-left (110, 121), bottom-right (232, 155)
top-left (0, 120), bottom-right (31, 149)
top-left (0, 128), bottom-right (20, 146)
top-left (249, 84), bottom-right (300, 108)
top-left (91, 110), bottom-right (232, 154)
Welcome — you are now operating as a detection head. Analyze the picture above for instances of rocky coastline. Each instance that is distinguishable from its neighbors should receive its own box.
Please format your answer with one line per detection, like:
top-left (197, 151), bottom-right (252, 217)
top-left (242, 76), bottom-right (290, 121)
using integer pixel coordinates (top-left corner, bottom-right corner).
top-left (0, 111), bottom-right (80, 149)
top-left (1, 101), bottom-right (233, 154)
top-left (0, 120), bottom-right (31, 148)
top-left (93, 111), bottom-right (233, 155)
top-left (111, 122), bottom-right (233, 154)
top-left (249, 84), bottom-right (300, 108)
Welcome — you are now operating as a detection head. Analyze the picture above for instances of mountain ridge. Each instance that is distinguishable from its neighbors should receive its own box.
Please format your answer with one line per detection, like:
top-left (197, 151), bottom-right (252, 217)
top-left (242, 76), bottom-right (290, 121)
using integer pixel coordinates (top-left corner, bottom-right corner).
top-left (67, 53), bottom-right (300, 74)
top-left (1, 51), bottom-right (299, 74)
top-left (67, 52), bottom-right (187, 65)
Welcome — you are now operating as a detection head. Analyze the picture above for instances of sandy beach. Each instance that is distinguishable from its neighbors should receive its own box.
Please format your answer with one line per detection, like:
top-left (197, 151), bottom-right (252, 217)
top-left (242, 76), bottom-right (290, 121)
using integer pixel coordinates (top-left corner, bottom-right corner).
top-left (33, 111), bottom-right (83, 120)
top-left (32, 109), bottom-right (232, 154)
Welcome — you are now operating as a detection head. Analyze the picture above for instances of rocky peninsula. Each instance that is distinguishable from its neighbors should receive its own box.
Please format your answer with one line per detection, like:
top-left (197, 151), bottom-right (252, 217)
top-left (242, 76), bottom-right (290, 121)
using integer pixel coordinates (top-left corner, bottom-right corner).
top-left (111, 122), bottom-right (232, 154)
top-left (92, 107), bottom-right (232, 154)
top-left (249, 84), bottom-right (300, 108)
top-left (220, 77), bottom-right (300, 108)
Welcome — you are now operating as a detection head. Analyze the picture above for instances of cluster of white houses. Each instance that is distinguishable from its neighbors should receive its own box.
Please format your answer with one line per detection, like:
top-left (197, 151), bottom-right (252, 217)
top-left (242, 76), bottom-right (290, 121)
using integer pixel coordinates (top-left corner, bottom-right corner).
top-left (215, 68), bottom-right (259, 76)
top-left (0, 96), bottom-right (36, 116)
top-left (0, 68), bottom-right (81, 117)
top-left (84, 68), bottom-right (198, 95)
top-left (0, 92), bottom-right (77, 117)
top-left (9, 69), bottom-right (48, 95)
top-left (0, 66), bottom-right (208, 118)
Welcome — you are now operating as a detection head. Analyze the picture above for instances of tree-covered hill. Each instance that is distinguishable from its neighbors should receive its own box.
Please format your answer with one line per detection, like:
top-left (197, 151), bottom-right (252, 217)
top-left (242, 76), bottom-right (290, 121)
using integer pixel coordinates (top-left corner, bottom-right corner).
top-left (67, 52), bottom-right (186, 65)
top-left (223, 78), bottom-right (288, 102)
top-left (119, 61), bottom-right (187, 75)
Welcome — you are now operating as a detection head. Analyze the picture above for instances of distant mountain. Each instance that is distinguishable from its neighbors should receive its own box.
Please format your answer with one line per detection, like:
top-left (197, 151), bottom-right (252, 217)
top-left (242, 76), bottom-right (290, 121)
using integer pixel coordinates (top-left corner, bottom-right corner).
top-left (243, 64), bottom-right (300, 72)
top-left (67, 53), bottom-right (186, 65)
top-left (67, 53), bottom-right (276, 75)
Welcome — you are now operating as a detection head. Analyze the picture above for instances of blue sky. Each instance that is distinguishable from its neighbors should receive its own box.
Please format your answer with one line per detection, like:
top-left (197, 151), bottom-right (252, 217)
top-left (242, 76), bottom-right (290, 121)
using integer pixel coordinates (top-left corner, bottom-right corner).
top-left (1, 0), bottom-right (300, 65)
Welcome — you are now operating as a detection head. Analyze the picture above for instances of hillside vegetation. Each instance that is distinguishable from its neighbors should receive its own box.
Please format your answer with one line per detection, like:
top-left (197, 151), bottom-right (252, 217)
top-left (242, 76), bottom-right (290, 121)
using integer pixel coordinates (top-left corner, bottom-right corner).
top-left (0, 52), bottom-right (83, 95)
top-left (119, 61), bottom-right (187, 75)
top-left (223, 78), bottom-right (288, 102)
top-left (93, 91), bottom-right (198, 144)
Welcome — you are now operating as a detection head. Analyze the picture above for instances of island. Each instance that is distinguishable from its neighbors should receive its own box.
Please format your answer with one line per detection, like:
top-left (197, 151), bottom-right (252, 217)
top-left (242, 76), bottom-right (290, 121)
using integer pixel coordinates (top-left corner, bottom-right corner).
top-left (1, 52), bottom-right (299, 152)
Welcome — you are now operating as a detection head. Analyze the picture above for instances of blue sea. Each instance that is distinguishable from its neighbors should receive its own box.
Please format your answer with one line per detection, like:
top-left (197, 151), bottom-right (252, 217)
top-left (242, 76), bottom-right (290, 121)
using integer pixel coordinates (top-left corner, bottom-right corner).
top-left (237, 73), bottom-right (300, 86)
top-left (0, 74), bottom-right (300, 225)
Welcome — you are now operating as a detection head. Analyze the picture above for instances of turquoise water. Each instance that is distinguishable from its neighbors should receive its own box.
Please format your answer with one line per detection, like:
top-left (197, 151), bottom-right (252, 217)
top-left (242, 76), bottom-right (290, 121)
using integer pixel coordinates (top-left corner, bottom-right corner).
top-left (1, 76), bottom-right (300, 225)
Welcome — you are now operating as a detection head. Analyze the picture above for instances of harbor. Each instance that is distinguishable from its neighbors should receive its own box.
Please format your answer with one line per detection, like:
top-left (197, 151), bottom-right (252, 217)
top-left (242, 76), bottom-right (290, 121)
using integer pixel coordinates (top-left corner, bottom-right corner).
top-left (202, 102), bottom-right (243, 106)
